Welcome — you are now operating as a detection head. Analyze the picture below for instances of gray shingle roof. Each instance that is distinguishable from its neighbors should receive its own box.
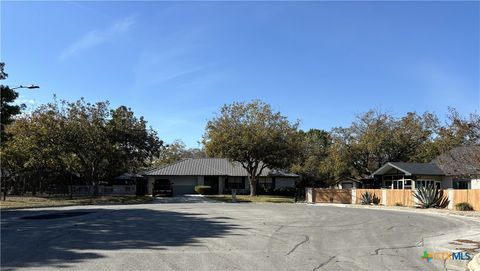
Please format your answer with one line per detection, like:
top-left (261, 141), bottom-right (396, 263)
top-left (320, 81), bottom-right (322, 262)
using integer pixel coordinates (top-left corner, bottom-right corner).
top-left (391, 162), bottom-right (444, 175)
top-left (143, 158), bottom-right (298, 177)
top-left (373, 162), bottom-right (444, 176)
top-left (372, 146), bottom-right (480, 177)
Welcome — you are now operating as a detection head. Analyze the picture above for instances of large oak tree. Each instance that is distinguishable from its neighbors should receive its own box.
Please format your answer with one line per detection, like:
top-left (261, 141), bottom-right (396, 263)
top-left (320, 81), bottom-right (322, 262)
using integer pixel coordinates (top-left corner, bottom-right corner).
top-left (203, 100), bottom-right (301, 196)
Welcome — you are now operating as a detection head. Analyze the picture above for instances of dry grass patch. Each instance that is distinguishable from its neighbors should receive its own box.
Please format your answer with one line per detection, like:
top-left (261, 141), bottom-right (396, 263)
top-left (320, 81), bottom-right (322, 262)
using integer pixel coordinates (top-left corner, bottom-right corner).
top-left (0, 196), bottom-right (153, 210)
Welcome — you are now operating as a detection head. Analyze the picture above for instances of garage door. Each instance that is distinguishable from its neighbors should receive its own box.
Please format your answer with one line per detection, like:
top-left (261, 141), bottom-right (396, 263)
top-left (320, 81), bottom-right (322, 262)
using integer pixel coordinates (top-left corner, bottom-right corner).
top-left (171, 177), bottom-right (197, 196)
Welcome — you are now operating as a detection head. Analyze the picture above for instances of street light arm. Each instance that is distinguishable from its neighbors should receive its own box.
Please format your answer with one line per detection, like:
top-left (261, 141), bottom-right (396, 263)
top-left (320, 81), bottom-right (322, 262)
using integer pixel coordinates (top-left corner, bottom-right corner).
top-left (10, 84), bottom-right (39, 90)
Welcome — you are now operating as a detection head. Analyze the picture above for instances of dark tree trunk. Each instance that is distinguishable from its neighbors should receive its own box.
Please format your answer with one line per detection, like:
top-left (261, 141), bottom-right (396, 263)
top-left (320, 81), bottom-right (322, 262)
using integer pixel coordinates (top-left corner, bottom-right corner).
top-left (22, 176), bottom-right (26, 196)
top-left (93, 181), bottom-right (99, 197)
top-left (249, 176), bottom-right (257, 196)
top-left (32, 182), bottom-right (37, 196)
top-left (91, 163), bottom-right (98, 197)
top-left (69, 175), bottom-right (73, 199)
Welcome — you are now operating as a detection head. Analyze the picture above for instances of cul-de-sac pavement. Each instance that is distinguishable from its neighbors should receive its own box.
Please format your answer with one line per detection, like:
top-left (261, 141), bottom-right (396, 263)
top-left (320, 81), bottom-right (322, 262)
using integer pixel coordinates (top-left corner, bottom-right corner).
top-left (2, 197), bottom-right (479, 271)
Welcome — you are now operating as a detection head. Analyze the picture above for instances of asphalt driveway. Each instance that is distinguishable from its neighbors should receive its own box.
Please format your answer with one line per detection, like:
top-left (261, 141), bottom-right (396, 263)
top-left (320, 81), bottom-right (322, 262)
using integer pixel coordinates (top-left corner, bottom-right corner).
top-left (2, 200), bottom-right (479, 271)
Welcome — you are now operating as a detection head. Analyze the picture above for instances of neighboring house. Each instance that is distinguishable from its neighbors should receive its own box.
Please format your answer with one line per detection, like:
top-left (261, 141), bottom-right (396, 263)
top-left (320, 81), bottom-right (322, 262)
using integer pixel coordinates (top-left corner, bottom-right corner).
top-left (143, 158), bottom-right (299, 196)
top-left (371, 146), bottom-right (480, 190)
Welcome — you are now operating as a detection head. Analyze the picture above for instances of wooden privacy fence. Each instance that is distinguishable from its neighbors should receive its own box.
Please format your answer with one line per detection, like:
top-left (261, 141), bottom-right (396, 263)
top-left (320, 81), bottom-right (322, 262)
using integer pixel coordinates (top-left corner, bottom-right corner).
top-left (308, 188), bottom-right (480, 211)
top-left (355, 189), bottom-right (382, 204)
top-left (452, 190), bottom-right (480, 211)
top-left (314, 189), bottom-right (352, 204)
top-left (386, 190), bottom-right (414, 207)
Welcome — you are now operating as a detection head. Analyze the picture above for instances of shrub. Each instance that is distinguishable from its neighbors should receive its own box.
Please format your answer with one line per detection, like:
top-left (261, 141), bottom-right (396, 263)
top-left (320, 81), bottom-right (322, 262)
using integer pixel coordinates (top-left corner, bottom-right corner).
top-left (455, 202), bottom-right (474, 211)
top-left (361, 191), bottom-right (380, 205)
top-left (257, 184), bottom-right (272, 195)
top-left (194, 185), bottom-right (212, 195)
top-left (413, 185), bottom-right (449, 208)
top-left (273, 187), bottom-right (296, 196)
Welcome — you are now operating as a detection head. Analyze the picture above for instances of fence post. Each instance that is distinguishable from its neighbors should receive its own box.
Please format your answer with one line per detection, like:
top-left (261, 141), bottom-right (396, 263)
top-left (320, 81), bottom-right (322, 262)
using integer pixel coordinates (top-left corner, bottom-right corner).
top-left (412, 189), bottom-right (418, 207)
top-left (381, 189), bottom-right (387, 206)
top-left (351, 189), bottom-right (356, 205)
top-left (447, 189), bottom-right (454, 210)
top-left (306, 188), bottom-right (313, 203)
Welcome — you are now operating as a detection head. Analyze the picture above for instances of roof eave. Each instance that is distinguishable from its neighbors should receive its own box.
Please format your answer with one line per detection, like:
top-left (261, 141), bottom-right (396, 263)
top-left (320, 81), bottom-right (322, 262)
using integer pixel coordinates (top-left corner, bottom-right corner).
top-left (371, 162), bottom-right (412, 177)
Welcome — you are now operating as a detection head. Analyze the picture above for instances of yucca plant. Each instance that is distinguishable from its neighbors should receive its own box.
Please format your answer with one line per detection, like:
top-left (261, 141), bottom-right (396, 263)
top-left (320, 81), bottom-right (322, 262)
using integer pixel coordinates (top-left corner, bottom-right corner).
top-left (413, 185), bottom-right (449, 208)
top-left (361, 191), bottom-right (379, 205)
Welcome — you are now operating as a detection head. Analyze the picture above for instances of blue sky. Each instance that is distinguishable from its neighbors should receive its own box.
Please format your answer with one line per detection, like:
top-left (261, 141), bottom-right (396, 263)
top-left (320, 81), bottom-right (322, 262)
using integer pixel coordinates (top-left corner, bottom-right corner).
top-left (2, 1), bottom-right (479, 147)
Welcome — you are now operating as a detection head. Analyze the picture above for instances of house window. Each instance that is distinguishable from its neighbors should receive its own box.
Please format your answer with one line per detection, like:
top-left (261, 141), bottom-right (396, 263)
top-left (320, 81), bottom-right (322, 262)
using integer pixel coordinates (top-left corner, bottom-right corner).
top-left (393, 180), bottom-right (404, 189)
top-left (384, 181), bottom-right (392, 189)
top-left (416, 180), bottom-right (441, 189)
top-left (226, 177), bottom-right (244, 189)
top-left (453, 179), bottom-right (471, 189)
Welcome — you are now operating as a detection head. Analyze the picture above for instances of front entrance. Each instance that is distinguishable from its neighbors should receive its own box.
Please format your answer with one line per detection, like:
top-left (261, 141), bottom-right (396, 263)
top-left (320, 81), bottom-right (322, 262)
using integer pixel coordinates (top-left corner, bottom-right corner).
top-left (204, 176), bottom-right (219, 194)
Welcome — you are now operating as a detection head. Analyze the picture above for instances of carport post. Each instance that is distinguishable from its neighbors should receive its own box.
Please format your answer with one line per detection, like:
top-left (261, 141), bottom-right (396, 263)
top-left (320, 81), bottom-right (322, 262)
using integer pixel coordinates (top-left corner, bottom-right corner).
top-left (412, 189), bottom-right (419, 206)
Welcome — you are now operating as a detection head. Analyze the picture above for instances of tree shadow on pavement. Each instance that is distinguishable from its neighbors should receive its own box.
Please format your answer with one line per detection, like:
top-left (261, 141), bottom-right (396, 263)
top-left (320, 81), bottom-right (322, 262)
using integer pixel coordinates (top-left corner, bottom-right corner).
top-left (1, 208), bottom-right (243, 270)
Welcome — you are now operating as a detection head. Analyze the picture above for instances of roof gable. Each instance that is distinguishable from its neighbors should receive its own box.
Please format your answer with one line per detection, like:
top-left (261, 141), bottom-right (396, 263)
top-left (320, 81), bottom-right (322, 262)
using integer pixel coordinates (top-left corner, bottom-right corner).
top-left (372, 162), bottom-right (444, 176)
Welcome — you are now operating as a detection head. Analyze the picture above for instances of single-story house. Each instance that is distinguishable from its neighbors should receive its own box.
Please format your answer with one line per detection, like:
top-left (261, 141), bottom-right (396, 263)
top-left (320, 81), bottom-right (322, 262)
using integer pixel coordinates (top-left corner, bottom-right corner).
top-left (371, 146), bottom-right (480, 190)
top-left (143, 158), bottom-right (299, 196)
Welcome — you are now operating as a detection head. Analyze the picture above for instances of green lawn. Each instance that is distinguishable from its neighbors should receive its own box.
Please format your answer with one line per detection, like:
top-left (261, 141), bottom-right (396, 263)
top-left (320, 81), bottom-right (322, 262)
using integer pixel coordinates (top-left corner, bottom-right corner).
top-left (0, 195), bottom-right (154, 210)
top-left (205, 195), bottom-right (295, 203)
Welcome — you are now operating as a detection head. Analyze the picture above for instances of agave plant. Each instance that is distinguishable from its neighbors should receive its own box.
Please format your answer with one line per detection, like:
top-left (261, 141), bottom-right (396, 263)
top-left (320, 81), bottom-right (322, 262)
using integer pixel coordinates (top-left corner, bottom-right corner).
top-left (413, 185), bottom-right (449, 208)
top-left (361, 191), bottom-right (379, 205)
